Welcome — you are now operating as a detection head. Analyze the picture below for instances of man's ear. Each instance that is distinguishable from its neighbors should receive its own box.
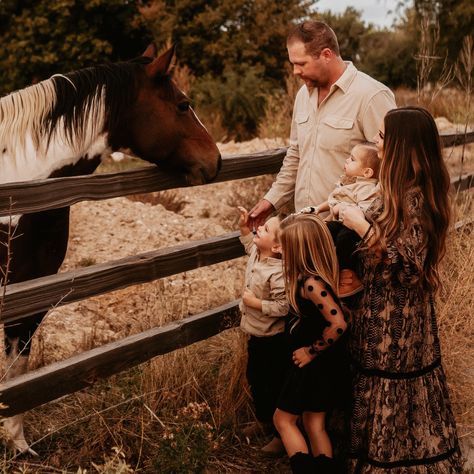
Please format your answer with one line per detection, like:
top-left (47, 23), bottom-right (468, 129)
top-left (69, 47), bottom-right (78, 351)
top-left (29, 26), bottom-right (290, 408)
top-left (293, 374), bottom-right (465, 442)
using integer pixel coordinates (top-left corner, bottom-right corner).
top-left (320, 47), bottom-right (333, 60)
top-left (272, 243), bottom-right (283, 255)
top-left (363, 167), bottom-right (374, 178)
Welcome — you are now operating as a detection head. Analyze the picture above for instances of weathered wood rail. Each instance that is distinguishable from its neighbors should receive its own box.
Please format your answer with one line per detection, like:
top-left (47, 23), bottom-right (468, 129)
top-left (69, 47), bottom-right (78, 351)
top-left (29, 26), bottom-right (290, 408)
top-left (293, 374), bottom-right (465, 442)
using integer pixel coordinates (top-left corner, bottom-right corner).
top-left (0, 130), bottom-right (473, 417)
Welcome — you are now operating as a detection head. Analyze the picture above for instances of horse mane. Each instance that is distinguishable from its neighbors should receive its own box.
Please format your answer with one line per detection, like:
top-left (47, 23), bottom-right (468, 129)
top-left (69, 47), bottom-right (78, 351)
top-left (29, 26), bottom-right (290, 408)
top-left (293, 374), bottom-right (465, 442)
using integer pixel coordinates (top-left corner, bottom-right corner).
top-left (0, 58), bottom-right (155, 159)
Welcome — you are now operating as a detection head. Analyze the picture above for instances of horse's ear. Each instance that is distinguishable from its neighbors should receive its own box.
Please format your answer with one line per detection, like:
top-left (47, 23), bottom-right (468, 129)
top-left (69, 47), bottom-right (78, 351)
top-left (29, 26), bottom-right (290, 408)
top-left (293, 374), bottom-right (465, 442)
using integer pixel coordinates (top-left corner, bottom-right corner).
top-left (146, 44), bottom-right (176, 78)
top-left (142, 44), bottom-right (158, 59)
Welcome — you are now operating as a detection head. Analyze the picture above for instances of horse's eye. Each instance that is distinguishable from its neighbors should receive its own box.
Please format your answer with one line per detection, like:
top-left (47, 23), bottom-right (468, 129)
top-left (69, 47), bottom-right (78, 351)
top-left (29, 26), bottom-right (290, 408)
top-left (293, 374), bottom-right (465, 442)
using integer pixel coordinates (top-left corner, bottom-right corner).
top-left (177, 101), bottom-right (190, 113)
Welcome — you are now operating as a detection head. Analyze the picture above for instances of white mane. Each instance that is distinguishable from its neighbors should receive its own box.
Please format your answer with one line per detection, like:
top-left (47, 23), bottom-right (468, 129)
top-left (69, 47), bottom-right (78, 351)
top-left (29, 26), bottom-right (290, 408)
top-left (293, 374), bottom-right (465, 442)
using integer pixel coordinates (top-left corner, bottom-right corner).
top-left (0, 78), bottom-right (108, 185)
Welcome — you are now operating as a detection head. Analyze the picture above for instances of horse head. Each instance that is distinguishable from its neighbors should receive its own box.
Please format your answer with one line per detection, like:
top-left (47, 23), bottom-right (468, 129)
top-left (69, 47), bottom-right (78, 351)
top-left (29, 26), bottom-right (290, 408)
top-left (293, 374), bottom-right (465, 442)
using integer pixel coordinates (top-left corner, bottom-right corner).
top-left (116, 45), bottom-right (222, 185)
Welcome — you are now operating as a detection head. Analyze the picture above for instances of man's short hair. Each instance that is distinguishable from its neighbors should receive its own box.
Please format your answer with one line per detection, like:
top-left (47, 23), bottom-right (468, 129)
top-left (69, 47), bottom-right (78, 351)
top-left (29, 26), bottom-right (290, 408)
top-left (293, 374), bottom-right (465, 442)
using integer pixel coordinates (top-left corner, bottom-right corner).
top-left (287, 20), bottom-right (340, 57)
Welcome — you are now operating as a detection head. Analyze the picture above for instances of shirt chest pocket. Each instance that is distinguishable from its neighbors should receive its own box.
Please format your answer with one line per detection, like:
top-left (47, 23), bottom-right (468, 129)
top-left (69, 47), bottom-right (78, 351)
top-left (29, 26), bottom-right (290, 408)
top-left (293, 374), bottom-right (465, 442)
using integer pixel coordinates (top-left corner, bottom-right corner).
top-left (295, 113), bottom-right (311, 147)
top-left (318, 116), bottom-right (354, 152)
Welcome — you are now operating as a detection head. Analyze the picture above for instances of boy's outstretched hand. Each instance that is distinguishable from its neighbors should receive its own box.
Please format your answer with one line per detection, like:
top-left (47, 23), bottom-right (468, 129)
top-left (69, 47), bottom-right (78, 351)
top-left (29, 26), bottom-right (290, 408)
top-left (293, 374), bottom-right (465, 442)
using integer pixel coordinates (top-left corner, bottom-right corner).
top-left (237, 206), bottom-right (251, 236)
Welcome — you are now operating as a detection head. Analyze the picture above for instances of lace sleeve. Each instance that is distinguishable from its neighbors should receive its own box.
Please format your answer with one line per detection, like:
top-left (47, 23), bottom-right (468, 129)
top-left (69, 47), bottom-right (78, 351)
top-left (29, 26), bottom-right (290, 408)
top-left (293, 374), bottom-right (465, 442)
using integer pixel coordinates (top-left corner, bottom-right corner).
top-left (385, 190), bottom-right (427, 286)
top-left (301, 277), bottom-right (348, 355)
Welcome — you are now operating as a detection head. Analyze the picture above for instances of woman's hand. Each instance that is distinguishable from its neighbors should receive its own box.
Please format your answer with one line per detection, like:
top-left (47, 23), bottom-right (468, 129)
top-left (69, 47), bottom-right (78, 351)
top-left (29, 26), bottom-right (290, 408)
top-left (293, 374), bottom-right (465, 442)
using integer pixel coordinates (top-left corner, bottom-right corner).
top-left (339, 204), bottom-right (370, 237)
top-left (292, 347), bottom-right (315, 368)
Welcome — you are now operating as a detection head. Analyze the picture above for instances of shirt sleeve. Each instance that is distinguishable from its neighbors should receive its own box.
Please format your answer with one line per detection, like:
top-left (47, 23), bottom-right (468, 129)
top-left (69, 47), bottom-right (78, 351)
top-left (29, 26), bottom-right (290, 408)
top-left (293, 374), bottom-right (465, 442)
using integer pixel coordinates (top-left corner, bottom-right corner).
top-left (263, 101), bottom-right (300, 210)
top-left (356, 184), bottom-right (380, 214)
top-left (384, 190), bottom-right (427, 287)
top-left (261, 270), bottom-right (289, 317)
top-left (239, 232), bottom-right (255, 256)
top-left (361, 89), bottom-right (396, 142)
top-left (301, 277), bottom-right (348, 354)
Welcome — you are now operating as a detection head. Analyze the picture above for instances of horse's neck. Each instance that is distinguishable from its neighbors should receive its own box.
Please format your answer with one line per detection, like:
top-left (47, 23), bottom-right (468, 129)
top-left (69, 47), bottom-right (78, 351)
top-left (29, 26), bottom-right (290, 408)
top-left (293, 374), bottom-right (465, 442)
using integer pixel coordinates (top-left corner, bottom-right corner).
top-left (0, 132), bottom-right (110, 185)
top-left (0, 83), bottom-right (110, 184)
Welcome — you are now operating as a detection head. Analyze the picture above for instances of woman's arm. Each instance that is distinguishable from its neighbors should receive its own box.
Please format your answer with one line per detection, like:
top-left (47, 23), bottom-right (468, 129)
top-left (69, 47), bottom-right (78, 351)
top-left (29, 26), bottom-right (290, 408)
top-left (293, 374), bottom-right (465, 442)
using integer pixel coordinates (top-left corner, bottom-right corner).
top-left (339, 205), bottom-right (371, 238)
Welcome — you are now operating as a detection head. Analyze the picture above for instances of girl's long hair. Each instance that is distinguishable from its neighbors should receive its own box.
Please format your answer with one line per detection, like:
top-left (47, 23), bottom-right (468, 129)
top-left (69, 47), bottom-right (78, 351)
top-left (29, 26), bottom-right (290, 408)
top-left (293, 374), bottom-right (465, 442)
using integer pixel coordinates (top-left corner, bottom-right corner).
top-left (280, 214), bottom-right (339, 315)
top-left (372, 106), bottom-right (451, 291)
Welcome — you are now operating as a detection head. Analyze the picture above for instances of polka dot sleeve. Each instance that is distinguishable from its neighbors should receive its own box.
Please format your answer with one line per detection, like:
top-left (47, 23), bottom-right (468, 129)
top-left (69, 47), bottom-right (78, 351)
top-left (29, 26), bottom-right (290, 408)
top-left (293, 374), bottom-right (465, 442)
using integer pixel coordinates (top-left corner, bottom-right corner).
top-left (302, 277), bottom-right (348, 355)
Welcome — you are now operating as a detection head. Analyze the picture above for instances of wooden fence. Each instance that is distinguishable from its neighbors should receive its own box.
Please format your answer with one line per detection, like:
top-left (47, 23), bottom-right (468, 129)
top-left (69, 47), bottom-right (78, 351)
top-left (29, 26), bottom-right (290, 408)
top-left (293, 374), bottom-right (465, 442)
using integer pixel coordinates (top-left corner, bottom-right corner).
top-left (0, 131), bottom-right (473, 417)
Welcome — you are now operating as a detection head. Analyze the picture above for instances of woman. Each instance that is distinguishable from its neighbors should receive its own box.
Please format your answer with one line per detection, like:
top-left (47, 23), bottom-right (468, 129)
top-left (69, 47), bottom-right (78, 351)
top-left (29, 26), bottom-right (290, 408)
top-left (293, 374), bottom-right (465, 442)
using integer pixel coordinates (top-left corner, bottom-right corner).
top-left (341, 106), bottom-right (463, 472)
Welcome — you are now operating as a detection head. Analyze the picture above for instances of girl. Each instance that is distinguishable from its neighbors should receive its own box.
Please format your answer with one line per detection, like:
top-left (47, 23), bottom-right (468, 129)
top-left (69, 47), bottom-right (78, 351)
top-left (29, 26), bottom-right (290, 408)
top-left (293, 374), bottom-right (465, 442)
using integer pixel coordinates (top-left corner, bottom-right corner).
top-left (274, 213), bottom-right (350, 474)
top-left (341, 106), bottom-right (463, 472)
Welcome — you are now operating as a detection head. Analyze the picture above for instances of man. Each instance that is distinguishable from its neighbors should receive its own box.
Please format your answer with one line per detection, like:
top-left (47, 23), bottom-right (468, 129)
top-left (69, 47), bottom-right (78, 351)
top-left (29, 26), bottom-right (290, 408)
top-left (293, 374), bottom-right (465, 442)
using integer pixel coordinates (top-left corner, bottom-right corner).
top-left (249, 20), bottom-right (396, 226)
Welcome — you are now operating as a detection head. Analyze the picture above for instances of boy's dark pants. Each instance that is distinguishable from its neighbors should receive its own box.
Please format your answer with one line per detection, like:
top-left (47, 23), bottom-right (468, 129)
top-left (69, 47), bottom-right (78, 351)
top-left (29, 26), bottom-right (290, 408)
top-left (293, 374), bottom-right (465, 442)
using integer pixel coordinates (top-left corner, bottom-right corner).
top-left (326, 220), bottom-right (361, 271)
top-left (246, 332), bottom-right (291, 434)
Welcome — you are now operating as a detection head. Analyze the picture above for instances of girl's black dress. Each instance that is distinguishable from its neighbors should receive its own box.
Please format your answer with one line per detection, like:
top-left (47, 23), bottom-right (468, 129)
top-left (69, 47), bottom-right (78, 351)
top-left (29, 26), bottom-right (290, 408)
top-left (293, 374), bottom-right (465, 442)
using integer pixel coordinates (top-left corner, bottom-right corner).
top-left (276, 285), bottom-right (351, 415)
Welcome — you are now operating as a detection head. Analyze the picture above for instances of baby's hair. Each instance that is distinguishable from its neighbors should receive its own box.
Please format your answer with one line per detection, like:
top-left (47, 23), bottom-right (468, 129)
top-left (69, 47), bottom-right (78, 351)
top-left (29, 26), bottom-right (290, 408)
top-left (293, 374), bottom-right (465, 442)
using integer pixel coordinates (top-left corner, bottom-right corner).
top-left (280, 213), bottom-right (339, 315)
top-left (354, 142), bottom-right (380, 177)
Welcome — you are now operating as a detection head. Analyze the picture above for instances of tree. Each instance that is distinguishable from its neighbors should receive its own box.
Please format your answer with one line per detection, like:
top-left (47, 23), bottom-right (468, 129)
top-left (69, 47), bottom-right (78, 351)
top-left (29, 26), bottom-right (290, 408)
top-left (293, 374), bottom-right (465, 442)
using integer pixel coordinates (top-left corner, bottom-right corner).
top-left (315, 7), bottom-right (370, 62)
top-left (139, 0), bottom-right (312, 139)
top-left (0, 0), bottom-right (151, 95)
top-left (141, 0), bottom-right (311, 83)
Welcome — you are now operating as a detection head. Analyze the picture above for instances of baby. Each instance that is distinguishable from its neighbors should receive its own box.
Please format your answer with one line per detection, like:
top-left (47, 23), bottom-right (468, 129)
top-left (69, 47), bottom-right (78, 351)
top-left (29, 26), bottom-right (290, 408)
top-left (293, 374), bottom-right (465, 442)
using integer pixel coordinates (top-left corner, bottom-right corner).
top-left (237, 207), bottom-right (290, 455)
top-left (304, 143), bottom-right (380, 297)
top-left (314, 142), bottom-right (380, 220)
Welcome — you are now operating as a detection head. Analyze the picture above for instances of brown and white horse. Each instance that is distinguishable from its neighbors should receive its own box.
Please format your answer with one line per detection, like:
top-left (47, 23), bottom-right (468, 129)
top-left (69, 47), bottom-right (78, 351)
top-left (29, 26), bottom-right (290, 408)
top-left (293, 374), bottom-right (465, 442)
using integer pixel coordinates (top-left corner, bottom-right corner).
top-left (0, 45), bottom-right (221, 454)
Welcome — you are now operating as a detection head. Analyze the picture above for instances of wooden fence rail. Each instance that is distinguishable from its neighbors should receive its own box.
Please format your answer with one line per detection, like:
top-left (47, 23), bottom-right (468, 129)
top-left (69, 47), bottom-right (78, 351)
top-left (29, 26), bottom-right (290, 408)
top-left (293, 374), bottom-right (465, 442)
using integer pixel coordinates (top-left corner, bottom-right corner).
top-left (0, 130), bottom-right (472, 217)
top-left (0, 131), bottom-right (473, 417)
top-left (0, 301), bottom-right (240, 416)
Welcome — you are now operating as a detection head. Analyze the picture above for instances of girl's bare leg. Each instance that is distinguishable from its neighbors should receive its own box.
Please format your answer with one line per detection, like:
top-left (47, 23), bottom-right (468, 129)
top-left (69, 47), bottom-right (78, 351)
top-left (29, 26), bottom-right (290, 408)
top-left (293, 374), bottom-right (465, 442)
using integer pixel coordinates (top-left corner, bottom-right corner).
top-left (273, 408), bottom-right (308, 456)
top-left (302, 411), bottom-right (332, 457)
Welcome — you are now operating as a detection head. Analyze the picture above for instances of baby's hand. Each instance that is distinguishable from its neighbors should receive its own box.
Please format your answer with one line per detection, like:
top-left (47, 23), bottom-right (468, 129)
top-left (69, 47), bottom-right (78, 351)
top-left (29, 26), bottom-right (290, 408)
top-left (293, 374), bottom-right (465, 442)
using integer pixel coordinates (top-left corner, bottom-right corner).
top-left (332, 204), bottom-right (341, 219)
top-left (292, 347), bottom-right (315, 367)
top-left (299, 205), bottom-right (320, 215)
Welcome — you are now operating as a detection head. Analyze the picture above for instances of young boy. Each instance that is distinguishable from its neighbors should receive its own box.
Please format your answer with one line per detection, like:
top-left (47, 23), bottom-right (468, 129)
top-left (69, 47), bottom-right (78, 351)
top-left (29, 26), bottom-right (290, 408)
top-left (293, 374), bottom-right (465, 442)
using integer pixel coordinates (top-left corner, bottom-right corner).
top-left (237, 207), bottom-right (290, 455)
top-left (302, 143), bottom-right (380, 297)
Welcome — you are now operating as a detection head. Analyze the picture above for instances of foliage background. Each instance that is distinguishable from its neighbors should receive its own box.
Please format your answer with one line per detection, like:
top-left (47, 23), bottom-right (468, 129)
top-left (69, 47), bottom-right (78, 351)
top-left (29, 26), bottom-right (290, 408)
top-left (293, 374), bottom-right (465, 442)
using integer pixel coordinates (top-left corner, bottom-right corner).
top-left (0, 0), bottom-right (472, 139)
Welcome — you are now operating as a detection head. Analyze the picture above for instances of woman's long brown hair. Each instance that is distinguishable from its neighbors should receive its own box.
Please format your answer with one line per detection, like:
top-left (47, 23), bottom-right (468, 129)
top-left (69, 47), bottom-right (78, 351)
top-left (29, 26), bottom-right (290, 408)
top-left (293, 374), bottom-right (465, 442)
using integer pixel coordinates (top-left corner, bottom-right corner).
top-left (372, 106), bottom-right (451, 291)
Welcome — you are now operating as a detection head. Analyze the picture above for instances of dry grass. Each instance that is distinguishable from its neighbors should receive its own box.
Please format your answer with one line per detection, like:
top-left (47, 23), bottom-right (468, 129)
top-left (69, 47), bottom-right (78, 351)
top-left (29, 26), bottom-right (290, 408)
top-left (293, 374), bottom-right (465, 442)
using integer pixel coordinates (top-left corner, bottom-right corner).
top-left (395, 86), bottom-right (472, 128)
top-left (127, 191), bottom-right (189, 214)
top-left (438, 194), bottom-right (474, 440)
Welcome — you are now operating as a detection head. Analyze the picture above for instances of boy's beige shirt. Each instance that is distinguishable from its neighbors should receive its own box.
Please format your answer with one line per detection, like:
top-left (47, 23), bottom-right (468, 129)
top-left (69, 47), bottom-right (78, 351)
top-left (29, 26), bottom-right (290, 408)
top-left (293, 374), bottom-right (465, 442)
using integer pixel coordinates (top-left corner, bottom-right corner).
top-left (239, 233), bottom-right (289, 337)
top-left (265, 62), bottom-right (396, 212)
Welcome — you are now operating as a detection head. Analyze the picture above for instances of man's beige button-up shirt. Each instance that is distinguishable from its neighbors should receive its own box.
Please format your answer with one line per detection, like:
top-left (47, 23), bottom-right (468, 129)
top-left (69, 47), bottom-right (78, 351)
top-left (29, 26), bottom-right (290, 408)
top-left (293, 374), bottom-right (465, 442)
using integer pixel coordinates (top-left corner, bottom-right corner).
top-left (264, 62), bottom-right (396, 212)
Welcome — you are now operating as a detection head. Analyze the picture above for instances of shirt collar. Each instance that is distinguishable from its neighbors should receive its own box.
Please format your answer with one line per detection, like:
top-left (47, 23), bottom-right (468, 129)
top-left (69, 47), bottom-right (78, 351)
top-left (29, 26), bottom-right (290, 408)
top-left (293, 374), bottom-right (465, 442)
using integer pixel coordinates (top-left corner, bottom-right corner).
top-left (333, 61), bottom-right (357, 94)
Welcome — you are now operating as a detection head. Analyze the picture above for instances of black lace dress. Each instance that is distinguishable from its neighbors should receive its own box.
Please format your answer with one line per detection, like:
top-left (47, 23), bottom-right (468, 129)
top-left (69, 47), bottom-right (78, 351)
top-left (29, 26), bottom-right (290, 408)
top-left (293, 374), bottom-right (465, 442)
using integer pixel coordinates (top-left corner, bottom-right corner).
top-left (348, 190), bottom-right (463, 473)
top-left (277, 278), bottom-right (351, 415)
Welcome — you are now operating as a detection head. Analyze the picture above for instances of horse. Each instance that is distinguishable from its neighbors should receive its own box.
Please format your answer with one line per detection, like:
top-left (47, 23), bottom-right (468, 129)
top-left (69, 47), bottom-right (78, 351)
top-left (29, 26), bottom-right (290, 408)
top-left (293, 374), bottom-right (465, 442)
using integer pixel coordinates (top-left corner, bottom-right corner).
top-left (0, 44), bottom-right (221, 455)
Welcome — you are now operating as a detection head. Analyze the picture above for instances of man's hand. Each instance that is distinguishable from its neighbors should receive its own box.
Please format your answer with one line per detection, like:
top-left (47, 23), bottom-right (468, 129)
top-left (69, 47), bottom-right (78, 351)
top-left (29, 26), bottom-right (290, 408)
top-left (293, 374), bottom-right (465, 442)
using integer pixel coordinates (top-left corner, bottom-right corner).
top-left (249, 199), bottom-right (275, 229)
